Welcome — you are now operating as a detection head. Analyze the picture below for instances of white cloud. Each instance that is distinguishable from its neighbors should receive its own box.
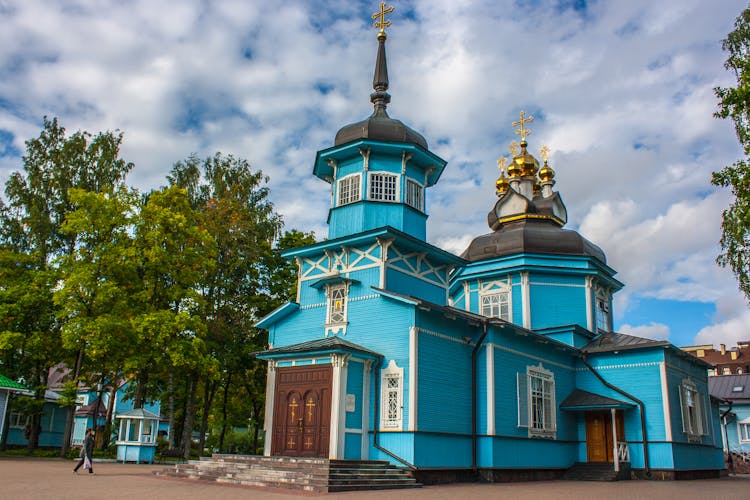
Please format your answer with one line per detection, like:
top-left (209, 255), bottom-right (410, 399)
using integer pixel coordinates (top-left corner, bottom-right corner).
top-left (1, 0), bottom-right (749, 343)
top-left (620, 322), bottom-right (671, 341)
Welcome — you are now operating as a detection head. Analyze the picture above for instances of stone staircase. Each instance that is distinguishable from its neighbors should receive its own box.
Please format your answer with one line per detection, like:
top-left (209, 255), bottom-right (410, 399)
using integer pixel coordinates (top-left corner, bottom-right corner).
top-left (564, 462), bottom-right (630, 481)
top-left (154, 454), bottom-right (421, 492)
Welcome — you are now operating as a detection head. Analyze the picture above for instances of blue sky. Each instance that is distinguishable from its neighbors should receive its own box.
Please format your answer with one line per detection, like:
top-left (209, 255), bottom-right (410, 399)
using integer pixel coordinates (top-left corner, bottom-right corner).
top-left (1, 0), bottom-right (749, 348)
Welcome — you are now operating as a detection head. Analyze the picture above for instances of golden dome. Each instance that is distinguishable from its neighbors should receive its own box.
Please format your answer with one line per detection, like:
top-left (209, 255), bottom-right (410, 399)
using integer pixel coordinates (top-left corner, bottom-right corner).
top-left (518, 141), bottom-right (539, 177)
top-left (496, 173), bottom-right (510, 195)
top-left (507, 157), bottom-right (524, 178)
top-left (539, 160), bottom-right (555, 182)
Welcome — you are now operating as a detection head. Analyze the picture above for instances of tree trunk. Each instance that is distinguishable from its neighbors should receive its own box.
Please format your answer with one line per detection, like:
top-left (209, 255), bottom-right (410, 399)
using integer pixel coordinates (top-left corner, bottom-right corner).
top-left (180, 373), bottom-right (198, 459)
top-left (218, 372), bottom-right (232, 452)
top-left (198, 377), bottom-right (217, 456)
top-left (102, 384), bottom-right (117, 449)
top-left (133, 369), bottom-right (148, 409)
top-left (60, 349), bottom-right (84, 457)
top-left (167, 372), bottom-right (175, 449)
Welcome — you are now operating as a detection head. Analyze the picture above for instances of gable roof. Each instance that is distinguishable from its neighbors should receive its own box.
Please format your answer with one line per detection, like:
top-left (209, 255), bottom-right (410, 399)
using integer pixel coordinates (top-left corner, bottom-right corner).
top-left (255, 336), bottom-right (383, 361)
top-left (559, 389), bottom-right (636, 411)
top-left (582, 331), bottom-right (669, 353)
top-left (709, 374), bottom-right (750, 403)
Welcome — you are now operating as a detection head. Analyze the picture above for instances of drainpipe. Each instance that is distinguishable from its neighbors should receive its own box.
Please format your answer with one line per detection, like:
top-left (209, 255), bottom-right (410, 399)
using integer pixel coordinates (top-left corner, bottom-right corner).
top-left (581, 354), bottom-right (650, 476)
top-left (372, 356), bottom-right (416, 470)
top-left (471, 320), bottom-right (491, 471)
top-left (720, 400), bottom-right (734, 474)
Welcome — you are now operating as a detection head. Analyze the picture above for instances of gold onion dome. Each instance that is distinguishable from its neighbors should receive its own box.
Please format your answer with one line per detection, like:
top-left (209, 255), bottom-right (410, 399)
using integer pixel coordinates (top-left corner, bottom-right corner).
top-left (496, 172), bottom-right (510, 195)
top-left (539, 161), bottom-right (555, 182)
top-left (518, 141), bottom-right (540, 178)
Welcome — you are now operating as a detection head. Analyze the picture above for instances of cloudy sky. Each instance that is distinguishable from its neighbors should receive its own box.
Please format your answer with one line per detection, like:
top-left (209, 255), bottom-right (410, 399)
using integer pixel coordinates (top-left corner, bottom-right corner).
top-left (1, 0), bottom-right (748, 348)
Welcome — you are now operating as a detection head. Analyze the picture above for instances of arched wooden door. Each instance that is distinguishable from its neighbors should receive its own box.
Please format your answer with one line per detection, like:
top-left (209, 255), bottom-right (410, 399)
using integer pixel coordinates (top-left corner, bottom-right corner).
top-left (271, 365), bottom-right (332, 458)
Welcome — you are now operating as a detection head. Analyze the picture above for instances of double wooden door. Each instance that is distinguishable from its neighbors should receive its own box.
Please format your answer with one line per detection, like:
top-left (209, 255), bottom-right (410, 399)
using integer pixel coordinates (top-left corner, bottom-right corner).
top-left (585, 410), bottom-right (624, 462)
top-left (271, 365), bottom-right (332, 458)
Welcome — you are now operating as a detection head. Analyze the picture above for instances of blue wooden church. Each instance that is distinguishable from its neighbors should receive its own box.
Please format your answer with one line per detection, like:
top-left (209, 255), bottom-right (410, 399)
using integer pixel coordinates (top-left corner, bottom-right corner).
top-left (255, 8), bottom-right (723, 481)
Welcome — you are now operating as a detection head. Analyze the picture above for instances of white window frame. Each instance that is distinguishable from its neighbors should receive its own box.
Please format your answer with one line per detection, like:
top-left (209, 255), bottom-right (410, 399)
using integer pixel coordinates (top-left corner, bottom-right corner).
top-left (9, 411), bottom-right (29, 429)
top-left (739, 421), bottom-right (750, 443)
top-left (368, 172), bottom-right (399, 202)
top-left (325, 282), bottom-right (350, 335)
top-left (337, 174), bottom-right (361, 206)
top-left (380, 360), bottom-right (404, 430)
top-left (517, 364), bottom-right (556, 438)
top-left (679, 379), bottom-right (707, 441)
top-left (405, 178), bottom-right (424, 211)
top-left (479, 280), bottom-right (512, 321)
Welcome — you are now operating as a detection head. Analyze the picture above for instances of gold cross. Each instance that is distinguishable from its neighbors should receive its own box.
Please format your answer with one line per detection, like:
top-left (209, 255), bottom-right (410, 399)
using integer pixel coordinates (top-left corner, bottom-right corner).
top-left (513, 111), bottom-right (534, 142)
top-left (372, 2), bottom-right (394, 34)
top-left (509, 141), bottom-right (520, 157)
top-left (304, 436), bottom-right (313, 449)
top-left (539, 145), bottom-right (550, 162)
top-left (497, 156), bottom-right (507, 174)
top-left (287, 436), bottom-right (296, 448)
top-left (306, 397), bottom-right (316, 420)
top-left (289, 397), bottom-right (299, 421)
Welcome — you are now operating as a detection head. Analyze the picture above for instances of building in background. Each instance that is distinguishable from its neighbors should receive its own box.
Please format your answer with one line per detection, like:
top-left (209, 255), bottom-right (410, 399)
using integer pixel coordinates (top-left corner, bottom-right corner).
top-left (683, 342), bottom-right (750, 376)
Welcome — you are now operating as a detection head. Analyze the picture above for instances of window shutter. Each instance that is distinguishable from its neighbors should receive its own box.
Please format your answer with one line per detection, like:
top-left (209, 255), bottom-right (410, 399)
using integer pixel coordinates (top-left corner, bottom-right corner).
top-left (679, 384), bottom-right (688, 433)
top-left (700, 394), bottom-right (709, 436)
top-left (517, 372), bottom-right (528, 428)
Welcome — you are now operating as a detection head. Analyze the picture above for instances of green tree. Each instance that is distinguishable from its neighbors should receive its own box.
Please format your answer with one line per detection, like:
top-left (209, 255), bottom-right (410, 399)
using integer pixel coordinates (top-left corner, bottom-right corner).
top-left (168, 153), bottom-right (284, 455)
top-left (714, 7), bottom-right (750, 301)
top-left (54, 186), bottom-right (140, 447)
top-left (0, 117), bottom-right (133, 455)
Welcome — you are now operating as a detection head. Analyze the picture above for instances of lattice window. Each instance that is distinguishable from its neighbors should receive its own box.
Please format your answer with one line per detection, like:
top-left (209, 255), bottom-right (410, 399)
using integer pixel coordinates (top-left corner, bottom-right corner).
top-left (679, 379), bottom-right (707, 441)
top-left (338, 174), bottom-right (361, 206)
top-left (369, 173), bottom-right (398, 202)
top-left (326, 283), bottom-right (348, 326)
top-left (517, 364), bottom-right (556, 438)
top-left (381, 360), bottom-right (403, 430)
top-left (405, 179), bottom-right (423, 211)
top-left (481, 291), bottom-right (510, 320)
top-left (595, 286), bottom-right (610, 332)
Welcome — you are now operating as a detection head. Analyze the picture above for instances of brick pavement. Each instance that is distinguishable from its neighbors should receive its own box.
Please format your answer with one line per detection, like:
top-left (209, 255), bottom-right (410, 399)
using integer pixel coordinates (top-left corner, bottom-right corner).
top-left (1, 457), bottom-right (748, 500)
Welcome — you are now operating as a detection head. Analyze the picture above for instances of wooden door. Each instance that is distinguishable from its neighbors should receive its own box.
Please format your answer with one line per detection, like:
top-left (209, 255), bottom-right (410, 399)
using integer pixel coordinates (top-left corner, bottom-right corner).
top-left (271, 365), bottom-right (332, 458)
top-left (585, 411), bottom-right (624, 463)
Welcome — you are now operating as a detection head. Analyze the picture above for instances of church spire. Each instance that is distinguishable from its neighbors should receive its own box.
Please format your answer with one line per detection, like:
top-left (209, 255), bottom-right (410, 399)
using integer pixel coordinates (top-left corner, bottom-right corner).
top-left (370, 2), bottom-right (394, 113)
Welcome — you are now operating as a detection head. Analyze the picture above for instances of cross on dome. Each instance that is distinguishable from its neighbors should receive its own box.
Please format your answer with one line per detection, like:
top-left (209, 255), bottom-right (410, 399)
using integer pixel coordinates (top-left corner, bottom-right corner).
top-left (513, 110), bottom-right (534, 142)
top-left (372, 2), bottom-right (394, 39)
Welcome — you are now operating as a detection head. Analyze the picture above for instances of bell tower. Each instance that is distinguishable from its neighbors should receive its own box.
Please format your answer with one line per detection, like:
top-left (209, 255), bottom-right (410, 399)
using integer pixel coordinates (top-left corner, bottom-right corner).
top-left (312, 3), bottom-right (447, 241)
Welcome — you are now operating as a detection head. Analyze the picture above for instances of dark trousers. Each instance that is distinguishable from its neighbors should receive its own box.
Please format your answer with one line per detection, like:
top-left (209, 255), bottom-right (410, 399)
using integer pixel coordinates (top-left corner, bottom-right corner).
top-left (73, 456), bottom-right (93, 473)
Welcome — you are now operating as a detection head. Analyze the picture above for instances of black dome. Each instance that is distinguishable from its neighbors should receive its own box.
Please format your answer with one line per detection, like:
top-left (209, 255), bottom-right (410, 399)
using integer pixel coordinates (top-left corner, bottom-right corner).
top-left (334, 108), bottom-right (428, 148)
top-left (461, 218), bottom-right (606, 264)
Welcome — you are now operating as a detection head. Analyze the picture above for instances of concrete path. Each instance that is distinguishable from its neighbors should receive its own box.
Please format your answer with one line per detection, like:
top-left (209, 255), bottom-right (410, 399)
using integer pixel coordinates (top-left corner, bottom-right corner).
top-left (1, 458), bottom-right (749, 499)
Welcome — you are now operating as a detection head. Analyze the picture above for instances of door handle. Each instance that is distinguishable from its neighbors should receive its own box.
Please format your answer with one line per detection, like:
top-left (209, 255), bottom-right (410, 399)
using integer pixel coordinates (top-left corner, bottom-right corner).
top-left (298, 418), bottom-right (303, 432)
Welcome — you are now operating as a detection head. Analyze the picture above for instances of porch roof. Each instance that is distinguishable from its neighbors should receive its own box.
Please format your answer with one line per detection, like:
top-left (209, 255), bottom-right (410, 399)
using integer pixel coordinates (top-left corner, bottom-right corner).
top-left (559, 389), bottom-right (635, 411)
top-left (255, 337), bottom-right (383, 362)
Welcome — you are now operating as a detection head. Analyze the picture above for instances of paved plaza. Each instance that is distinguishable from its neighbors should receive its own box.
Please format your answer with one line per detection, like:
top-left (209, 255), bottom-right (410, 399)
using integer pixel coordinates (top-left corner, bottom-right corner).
top-left (1, 458), bottom-right (749, 499)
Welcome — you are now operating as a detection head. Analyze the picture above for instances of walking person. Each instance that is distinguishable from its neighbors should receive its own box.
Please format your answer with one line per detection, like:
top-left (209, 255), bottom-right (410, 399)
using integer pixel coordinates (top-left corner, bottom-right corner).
top-left (73, 428), bottom-right (95, 475)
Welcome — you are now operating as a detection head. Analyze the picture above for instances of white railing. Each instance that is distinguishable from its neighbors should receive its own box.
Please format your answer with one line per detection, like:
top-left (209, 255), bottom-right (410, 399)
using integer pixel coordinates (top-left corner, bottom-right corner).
top-left (617, 441), bottom-right (630, 463)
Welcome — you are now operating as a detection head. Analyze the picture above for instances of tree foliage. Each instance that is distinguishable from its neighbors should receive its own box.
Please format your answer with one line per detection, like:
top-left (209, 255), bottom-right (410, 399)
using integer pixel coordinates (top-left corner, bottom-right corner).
top-left (714, 7), bottom-right (750, 301)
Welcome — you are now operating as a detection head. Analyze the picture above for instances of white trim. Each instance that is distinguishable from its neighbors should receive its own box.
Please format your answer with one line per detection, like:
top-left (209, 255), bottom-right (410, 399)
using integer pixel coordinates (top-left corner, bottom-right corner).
top-left (262, 361), bottom-right (276, 456)
top-left (295, 257), bottom-right (303, 304)
top-left (408, 327), bottom-right (418, 431)
top-left (585, 276), bottom-right (594, 331)
top-left (575, 361), bottom-right (661, 371)
top-left (329, 354), bottom-right (349, 458)
top-left (521, 272), bottom-right (531, 329)
top-left (659, 361), bottom-right (672, 441)
top-left (492, 343), bottom-right (574, 371)
top-left (486, 343), bottom-right (495, 436)
top-left (381, 360), bottom-right (404, 430)
top-left (464, 282), bottom-right (470, 312)
top-left (377, 237), bottom-right (393, 290)
top-left (361, 360), bottom-right (372, 459)
top-left (525, 363), bottom-right (556, 438)
top-left (344, 428), bottom-right (363, 434)
top-left (416, 327), bottom-right (470, 346)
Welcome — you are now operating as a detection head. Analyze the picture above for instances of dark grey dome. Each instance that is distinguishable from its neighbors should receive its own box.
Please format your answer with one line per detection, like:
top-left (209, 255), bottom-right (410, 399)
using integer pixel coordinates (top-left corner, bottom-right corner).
top-left (334, 108), bottom-right (428, 148)
top-left (461, 218), bottom-right (606, 263)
